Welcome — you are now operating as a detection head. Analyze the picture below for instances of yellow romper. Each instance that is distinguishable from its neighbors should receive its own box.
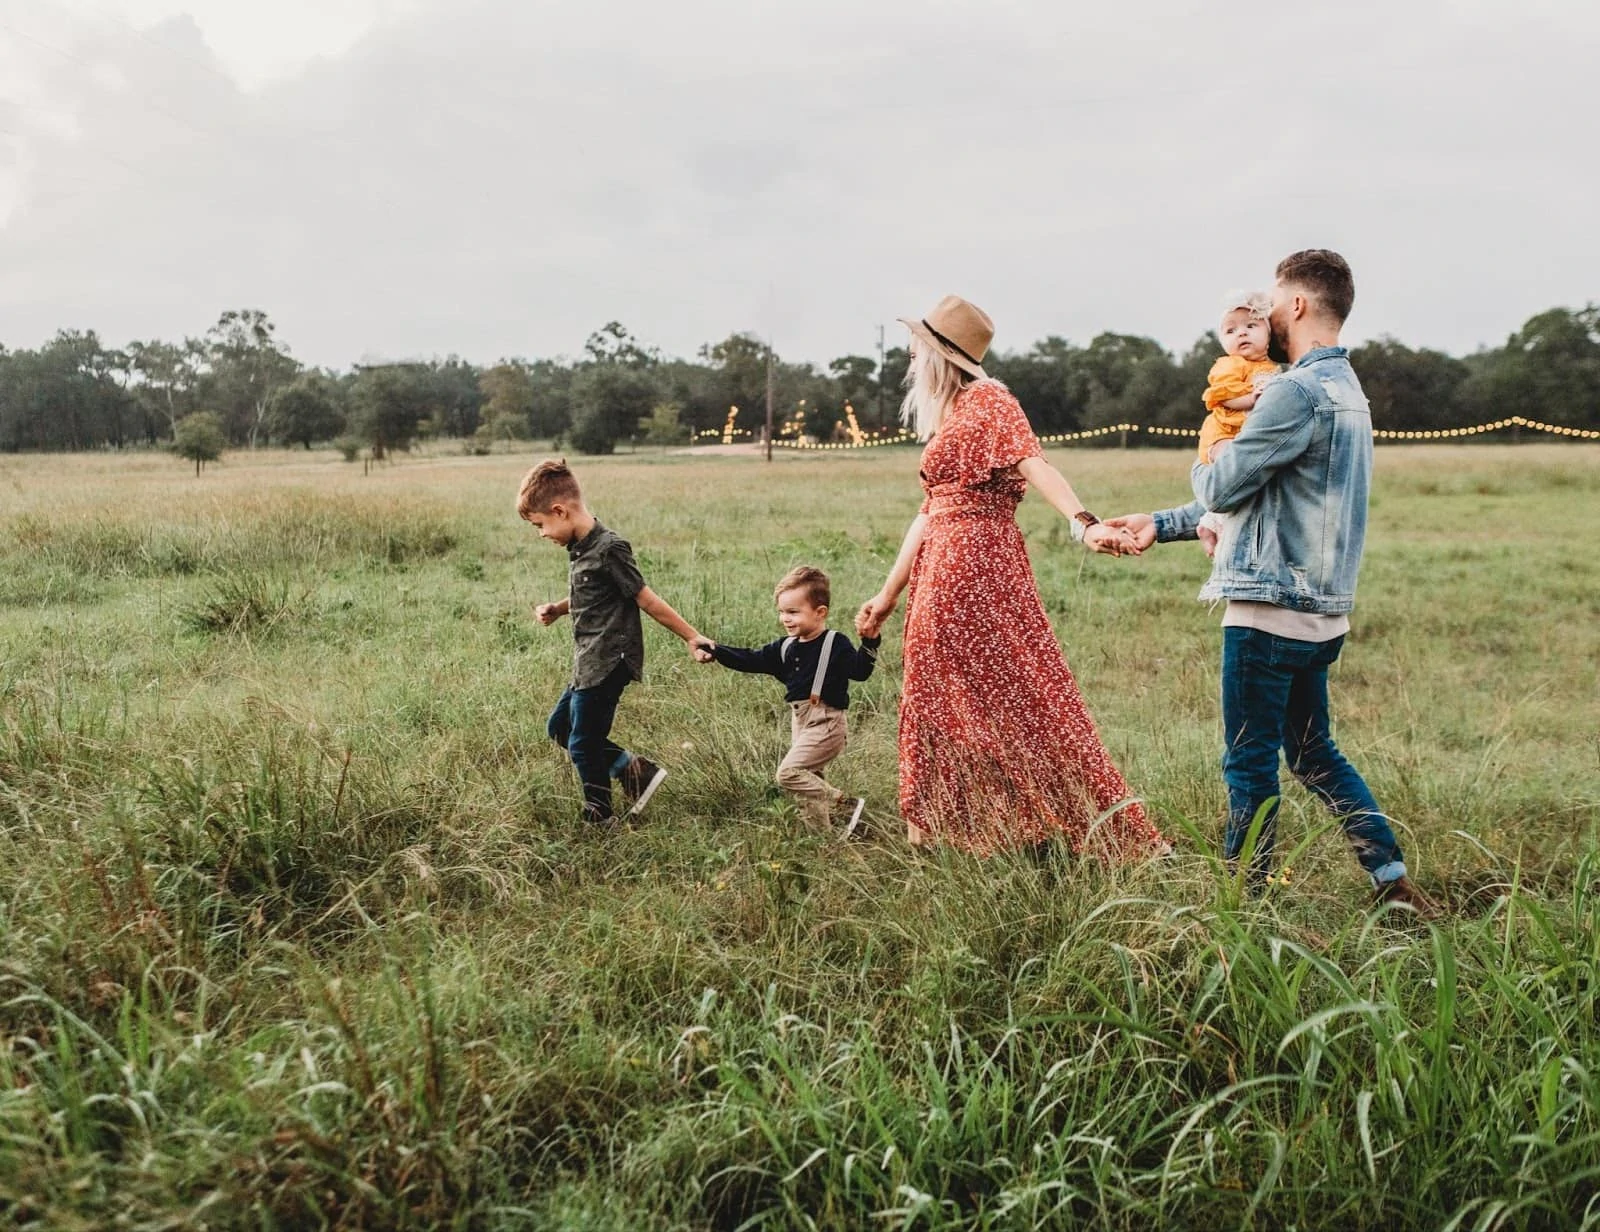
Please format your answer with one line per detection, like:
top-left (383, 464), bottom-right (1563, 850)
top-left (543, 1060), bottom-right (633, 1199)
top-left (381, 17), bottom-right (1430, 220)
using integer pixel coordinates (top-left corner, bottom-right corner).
top-left (1198, 356), bottom-right (1280, 461)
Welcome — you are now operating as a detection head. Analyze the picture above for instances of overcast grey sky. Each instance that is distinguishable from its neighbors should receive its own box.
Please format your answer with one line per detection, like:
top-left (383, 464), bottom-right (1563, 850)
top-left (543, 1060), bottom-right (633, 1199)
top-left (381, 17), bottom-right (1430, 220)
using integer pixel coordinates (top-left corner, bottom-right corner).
top-left (1, 0), bottom-right (1595, 369)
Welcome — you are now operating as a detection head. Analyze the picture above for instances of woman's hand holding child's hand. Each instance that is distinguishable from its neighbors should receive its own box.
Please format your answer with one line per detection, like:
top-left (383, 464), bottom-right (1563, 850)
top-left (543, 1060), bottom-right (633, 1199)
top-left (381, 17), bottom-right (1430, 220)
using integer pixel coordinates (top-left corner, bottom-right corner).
top-left (856, 593), bottom-right (896, 639)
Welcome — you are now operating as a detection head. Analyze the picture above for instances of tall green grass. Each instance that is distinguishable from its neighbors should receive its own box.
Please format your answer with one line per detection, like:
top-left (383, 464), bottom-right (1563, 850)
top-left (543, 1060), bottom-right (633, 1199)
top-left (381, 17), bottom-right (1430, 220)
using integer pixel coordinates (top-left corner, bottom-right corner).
top-left (0, 444), bottom-right (1596, 1228)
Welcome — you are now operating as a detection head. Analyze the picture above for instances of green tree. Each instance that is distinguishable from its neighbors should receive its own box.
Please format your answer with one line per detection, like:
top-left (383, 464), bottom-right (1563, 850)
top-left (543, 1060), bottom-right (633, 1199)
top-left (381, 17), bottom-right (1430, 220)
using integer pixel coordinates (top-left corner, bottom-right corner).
top-left (430, 356), bottom-right (484, 437)
top-left (0, 330), bottom-right (135, 451)
top-left (829, 355), bottom-right (879, 429)
top-left (126, 338), bottom-right (204, 441)
top-left (877, 345), bottom-right (911, 431)
top-left (585, 322), bottom-right (659, 369)
top-left (267, 373), bottom-right (347, 448)
top-left (1074, 333), bottom-right (1178, 438)
top-left (698, 333), bottom-right (770, 438)
top-left (477, 362), bottom-right (535, 449)
top-left (1117, 349), bottom-right (1189, 439)
top-left (987, 337), bottom-right (1085, 436)
top-left (657, 358), bottom-right (725, 436)
top-left (203, 310), bottom-right (300, 447)
top-left (1349, 338), bottom-right (1470, 432)
top-left (526, 359), bottom-right (576, 439)
top-left (569, 364), bottom-right (658, 455)
top-left (641, 401), bottom-right (689, 446)
top-left (563, 325), bottom-right (663, 453)
top-left (779, 363), bottom-right (845, 441)
top-left (349, 363), bottom-right (435, 457)
top-left (172, 411), bottom-right (225, 475)
top-left (1150, 333), bottom-right (1225, 441)
top-left (1458, 306), bottom-right (1600, 429)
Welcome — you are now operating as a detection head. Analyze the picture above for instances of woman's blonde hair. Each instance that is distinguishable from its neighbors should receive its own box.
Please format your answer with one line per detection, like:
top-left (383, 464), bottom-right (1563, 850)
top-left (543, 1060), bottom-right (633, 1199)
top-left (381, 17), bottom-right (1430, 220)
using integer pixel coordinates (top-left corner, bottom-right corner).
top-left (900, 344), bottom-right (976, 440)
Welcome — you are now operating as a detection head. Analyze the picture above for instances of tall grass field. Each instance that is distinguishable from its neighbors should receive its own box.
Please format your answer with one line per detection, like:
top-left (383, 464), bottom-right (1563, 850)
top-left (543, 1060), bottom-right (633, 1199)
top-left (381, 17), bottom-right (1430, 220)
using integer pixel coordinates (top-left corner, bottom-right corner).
top-left (1, 443), bottom-right (1597, 1230)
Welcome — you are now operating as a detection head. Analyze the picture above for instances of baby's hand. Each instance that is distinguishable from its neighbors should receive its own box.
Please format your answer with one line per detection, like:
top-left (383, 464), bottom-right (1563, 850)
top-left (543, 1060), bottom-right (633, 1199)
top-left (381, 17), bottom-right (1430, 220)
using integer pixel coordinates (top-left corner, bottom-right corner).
top-left (1197, 525), bottom-right (1219, 559)
top-left (534, 602), bottom-right (563, 626)
top-left (1207, 438), bottom-right (1233, 463)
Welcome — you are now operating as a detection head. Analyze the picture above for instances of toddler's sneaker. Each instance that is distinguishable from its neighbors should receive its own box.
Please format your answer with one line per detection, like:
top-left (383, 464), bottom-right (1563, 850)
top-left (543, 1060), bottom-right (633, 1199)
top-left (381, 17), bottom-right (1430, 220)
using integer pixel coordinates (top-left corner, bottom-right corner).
top-left (620, 755), bottom-right (668, 816)
top-left (834, 796), bottom-right (867, 840)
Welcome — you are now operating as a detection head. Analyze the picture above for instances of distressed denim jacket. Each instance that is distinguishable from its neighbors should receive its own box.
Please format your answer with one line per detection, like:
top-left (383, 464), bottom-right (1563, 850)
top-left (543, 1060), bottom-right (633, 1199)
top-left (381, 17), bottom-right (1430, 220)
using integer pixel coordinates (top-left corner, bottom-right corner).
top-left (1153, 346), bottom-right (1372, 614)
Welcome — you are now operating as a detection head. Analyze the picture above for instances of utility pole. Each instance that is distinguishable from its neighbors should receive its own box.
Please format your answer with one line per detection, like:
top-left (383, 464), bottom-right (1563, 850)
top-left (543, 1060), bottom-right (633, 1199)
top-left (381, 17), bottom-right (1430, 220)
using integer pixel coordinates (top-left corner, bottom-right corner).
top-left (876, 323), bottom-right (886, 430)
top-left (765, 339), bottom-right (775, 463)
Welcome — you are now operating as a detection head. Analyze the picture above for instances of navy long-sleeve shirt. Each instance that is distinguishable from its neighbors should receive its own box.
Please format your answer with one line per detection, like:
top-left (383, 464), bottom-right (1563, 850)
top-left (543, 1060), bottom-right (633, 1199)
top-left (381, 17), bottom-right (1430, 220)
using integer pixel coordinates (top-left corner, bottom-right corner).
top-left (711, 630), bottom-right (880, 710)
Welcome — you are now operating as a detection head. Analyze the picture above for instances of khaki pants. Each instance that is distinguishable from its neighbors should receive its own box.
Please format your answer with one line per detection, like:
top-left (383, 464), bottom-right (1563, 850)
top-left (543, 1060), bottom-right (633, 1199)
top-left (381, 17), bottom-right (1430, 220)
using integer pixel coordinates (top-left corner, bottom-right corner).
top-left (776, 701), bottom-right (847, 829)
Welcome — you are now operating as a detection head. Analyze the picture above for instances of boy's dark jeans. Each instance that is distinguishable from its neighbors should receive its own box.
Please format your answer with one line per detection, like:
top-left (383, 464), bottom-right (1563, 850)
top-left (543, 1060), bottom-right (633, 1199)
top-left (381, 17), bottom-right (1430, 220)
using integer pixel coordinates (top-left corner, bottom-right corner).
top-left (1221, 627), bottom-right (1406, 887)
top-left (547, 662), bottom-right (635, 822)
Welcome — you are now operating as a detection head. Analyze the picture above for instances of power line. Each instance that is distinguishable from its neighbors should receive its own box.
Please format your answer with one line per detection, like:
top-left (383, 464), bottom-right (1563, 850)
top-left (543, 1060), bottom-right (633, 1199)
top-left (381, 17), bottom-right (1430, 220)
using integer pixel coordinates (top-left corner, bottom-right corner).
top-left (0, 18), bottom-right (222, 144)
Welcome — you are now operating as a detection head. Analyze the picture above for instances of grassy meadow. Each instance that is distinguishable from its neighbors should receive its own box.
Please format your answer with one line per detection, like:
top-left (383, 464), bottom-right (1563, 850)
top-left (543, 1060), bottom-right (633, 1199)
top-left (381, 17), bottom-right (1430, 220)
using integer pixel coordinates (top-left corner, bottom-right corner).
top-left (0, 442), bottom-right (1597, 1230)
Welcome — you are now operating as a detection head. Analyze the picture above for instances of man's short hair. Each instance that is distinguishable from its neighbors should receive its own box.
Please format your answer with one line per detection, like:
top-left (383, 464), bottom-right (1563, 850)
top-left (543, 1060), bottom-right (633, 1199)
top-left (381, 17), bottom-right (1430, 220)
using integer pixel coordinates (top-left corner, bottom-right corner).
top-left (516, 458), bottom-right (583, 519)
top-left (775, 565), bottom-right (830, 609)
top-left (1276, 249), bottom-right (1355, 324)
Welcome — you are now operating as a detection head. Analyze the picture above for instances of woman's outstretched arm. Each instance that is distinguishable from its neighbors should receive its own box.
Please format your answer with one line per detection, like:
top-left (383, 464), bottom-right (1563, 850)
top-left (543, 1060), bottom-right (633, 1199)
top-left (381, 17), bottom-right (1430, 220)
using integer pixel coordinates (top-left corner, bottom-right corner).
top-left (1017, 456), bottom-right (1140, 556)
top-left (856, 513), bottom-right (927, 637)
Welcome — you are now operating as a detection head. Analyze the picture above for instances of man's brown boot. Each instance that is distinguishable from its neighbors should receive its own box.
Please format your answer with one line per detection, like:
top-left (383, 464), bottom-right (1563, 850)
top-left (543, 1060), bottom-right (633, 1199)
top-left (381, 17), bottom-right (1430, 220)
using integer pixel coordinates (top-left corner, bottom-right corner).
top-left (1373, 875), bottom-right (1440, 919)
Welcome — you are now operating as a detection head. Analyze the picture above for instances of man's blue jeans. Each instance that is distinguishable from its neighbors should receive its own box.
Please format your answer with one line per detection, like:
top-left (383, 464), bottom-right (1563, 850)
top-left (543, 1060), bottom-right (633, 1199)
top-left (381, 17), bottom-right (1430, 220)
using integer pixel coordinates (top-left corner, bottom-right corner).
top-left (1221, 627), bottom-right (1406, 887)
top-left (547, 663), bottom-right (635, 822)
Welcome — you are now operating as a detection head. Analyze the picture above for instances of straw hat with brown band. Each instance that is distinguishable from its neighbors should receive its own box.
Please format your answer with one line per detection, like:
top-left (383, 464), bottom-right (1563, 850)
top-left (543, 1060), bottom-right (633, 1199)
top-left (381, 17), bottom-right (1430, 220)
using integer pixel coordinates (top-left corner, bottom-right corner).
top-left (898, 295), bottom-right (993, 381)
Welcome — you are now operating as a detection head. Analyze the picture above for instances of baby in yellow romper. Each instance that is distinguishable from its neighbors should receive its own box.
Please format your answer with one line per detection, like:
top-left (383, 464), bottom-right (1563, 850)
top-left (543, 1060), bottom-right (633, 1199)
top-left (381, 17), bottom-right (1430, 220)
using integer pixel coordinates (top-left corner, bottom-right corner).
top-left (1197, 290), bottom-right (1280, 554)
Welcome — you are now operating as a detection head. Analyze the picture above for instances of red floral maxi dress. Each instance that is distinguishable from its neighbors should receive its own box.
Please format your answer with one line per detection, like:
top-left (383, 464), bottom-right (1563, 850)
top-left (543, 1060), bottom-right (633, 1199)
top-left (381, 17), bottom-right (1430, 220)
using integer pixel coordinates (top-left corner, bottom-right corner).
top-left (899, 379), bottom-right (1166, 858)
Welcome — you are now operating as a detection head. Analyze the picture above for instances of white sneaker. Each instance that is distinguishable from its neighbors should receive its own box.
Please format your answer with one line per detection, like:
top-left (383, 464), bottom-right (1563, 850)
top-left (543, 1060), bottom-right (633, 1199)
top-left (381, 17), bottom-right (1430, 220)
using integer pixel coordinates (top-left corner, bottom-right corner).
top-left (621, 756), bottom-right (668, 817)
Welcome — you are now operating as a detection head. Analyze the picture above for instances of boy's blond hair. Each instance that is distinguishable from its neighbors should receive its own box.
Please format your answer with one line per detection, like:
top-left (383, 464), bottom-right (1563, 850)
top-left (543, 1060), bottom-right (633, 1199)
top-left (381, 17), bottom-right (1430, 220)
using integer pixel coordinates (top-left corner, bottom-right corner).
top-left (516, 458), bottom-right (584, 519)
top-left (775, 566), bottom-right (830, 610)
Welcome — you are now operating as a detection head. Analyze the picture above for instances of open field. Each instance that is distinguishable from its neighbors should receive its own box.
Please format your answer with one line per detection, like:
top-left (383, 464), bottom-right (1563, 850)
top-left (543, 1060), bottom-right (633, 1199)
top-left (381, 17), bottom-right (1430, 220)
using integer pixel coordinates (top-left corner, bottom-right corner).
top-left (1, 443), bottom-right (1598, 1229)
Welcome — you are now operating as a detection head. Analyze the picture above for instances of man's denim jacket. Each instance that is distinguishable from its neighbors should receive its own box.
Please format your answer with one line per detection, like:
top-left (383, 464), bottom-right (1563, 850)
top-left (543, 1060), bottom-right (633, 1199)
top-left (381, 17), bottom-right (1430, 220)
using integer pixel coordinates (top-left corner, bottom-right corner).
top-left (1153, 346), bottom-right (1371, 615)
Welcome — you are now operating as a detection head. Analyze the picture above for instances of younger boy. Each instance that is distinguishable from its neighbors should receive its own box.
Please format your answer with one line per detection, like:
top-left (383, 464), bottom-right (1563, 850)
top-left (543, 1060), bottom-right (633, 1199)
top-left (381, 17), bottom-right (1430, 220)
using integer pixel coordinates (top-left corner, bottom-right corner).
top-left (517, 458), bottom-right (707, 827)
top-left (693, 566), bottom-right (879, 837)
top-left (1197, 290), bottom-right (1280, 555)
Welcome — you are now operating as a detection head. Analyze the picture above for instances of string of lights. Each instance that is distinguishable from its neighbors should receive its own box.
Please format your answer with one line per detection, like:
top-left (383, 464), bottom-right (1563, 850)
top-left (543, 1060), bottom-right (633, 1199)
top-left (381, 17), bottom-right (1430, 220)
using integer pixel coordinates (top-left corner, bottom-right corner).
top-left (757, 415), bottom-right (1600, 450)
top-left (1372, 416), bottom-right (1600, 441)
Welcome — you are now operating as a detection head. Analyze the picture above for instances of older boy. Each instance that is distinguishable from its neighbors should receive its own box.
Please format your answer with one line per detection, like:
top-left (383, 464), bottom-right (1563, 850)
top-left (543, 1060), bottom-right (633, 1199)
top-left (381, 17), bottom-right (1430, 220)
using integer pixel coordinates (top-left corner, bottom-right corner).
top-left (517, 458), bottom-right (706, 827)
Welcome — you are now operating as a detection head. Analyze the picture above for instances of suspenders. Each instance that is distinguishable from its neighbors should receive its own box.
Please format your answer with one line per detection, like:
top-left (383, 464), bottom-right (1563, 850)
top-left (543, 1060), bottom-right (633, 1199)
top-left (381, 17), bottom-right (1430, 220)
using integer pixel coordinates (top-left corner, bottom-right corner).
top-left (781, 630), bottom-right (838, 705)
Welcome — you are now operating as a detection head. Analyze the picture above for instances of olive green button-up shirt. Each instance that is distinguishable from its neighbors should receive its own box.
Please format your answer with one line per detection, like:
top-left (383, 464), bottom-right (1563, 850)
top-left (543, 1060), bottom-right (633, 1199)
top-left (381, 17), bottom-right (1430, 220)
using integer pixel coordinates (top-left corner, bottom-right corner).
top-left (566, 522), bottom-right (647, 689)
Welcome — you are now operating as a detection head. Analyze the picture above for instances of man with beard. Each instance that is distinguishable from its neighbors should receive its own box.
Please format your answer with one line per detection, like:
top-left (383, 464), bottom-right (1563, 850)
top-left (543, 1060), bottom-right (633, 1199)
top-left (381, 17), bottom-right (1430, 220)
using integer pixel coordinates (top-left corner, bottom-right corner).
top-left (1107, 250), bottom-right (1435, 913)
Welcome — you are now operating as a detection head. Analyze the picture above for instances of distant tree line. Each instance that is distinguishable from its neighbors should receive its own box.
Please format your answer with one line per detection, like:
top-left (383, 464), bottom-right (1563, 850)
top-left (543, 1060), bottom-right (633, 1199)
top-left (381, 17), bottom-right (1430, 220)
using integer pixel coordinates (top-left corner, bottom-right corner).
top-left (2, 305), bottom-right (1597, 456)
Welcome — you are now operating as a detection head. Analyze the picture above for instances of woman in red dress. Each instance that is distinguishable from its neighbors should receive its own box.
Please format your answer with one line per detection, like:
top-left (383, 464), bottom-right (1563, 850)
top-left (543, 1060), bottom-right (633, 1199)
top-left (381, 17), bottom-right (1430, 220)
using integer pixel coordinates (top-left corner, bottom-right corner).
top-left (856, 296), bottom-right (1168, 858)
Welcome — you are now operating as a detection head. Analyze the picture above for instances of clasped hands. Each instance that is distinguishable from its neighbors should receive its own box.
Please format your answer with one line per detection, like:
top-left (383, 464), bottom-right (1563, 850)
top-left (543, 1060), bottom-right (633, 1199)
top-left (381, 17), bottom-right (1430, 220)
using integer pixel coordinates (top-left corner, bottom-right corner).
top-left (1083, 521), bottom-right (1143, 557)
top-left (1093, 513), bottom-right (1158, 555)
top-left (855, 592), bottom-right (894, 640)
